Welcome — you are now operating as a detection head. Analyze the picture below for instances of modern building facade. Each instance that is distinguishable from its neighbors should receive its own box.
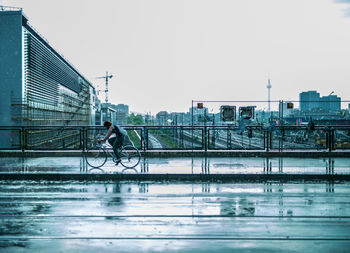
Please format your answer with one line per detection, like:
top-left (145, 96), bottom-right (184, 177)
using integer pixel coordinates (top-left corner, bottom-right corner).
top-left (299, 91), bottom-right (320, 112)
top-left (100, 103), bottom-right (129, 125)
top-left (299, 91), bottom-right (341, 113)
top-left (319, 95), bottom-right (341, 112)
top-left (0, 7), bottom-right (97, 148)
top-left (110, 103), bottom-right (129, 125)
top-left (101, 104), bottom-right (117, 125)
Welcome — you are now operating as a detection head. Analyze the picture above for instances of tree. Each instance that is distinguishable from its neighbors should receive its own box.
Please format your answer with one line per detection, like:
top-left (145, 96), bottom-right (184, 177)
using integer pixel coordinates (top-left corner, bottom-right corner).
top-left (127, 113), bottom-right (144, 125)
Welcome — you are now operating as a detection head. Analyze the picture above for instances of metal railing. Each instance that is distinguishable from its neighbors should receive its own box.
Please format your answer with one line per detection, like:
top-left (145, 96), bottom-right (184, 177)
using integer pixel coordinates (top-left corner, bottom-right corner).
top-left (0, 125), bottom-right (349, 152)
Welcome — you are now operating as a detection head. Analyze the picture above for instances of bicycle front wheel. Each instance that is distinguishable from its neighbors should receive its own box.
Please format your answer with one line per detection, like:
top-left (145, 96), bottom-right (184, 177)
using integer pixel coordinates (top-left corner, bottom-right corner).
top-left (85, 146), bottom-right (107, 168)
top-left (120, 145), bottom-right (141, 168)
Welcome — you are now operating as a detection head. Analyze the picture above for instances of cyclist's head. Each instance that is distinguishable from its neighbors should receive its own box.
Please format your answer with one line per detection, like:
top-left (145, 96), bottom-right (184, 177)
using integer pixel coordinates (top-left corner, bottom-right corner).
top-left (103, 121), bottom-right (112, 129)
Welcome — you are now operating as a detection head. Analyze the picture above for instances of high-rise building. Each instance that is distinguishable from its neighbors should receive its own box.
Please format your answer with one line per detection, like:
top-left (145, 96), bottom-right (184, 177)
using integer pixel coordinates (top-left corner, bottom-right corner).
top-left (101, 103), bottom-right (129, 125)
top-left (320, 95), bottom-right (341, 112)
top-left (101, 104), bottom-right (117, 125)
top-left (0, 7), bottom-right (97, 148)
top-left (299, 91), bottom-right (320, 111)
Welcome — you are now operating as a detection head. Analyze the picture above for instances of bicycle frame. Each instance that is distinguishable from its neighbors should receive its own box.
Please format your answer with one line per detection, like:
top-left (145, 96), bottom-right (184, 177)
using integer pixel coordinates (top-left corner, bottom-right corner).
top-left (85, 134), bottom-right (141, 169)
top-left (99, 142), bottom-right (118, 161)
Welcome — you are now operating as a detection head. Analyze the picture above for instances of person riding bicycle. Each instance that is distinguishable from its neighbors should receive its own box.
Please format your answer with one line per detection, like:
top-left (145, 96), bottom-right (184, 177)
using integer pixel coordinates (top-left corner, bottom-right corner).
top-left (99, 121), bottom-right (127, 165)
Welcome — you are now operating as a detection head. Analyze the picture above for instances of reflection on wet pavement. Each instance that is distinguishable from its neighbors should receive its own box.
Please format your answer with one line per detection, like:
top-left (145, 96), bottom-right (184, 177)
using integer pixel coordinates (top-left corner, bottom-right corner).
top-left (0, 181), bottom-right (350, 252)
top-left (0, 156), bottom-right (350, 175)
top-left (1, 157), bottom-right (349, 251)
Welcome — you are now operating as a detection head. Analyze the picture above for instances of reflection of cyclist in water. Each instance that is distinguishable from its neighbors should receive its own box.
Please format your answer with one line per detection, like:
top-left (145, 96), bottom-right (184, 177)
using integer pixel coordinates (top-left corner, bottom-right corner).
top-left (99, 121), bottom-right (127, 165)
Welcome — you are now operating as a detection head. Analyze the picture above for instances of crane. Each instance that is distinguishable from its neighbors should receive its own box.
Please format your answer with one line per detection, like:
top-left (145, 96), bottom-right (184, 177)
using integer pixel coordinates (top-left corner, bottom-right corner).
top-left (96, 71), bottom-right (113, 104)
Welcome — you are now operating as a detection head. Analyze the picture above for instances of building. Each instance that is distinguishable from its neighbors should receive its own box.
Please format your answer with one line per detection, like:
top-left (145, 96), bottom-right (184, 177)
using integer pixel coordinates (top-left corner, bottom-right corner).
top-left (156, 111), bottom-right (169, 125)
top-left (282, 101), bottom-right (295, 117)
top-left (299, 90), bottom-right (341, 114)
top-left (319, 95), bottom-right (341, 112)
top-left (94, 95), bottom-right (102, 126)
top-left (190, 106), bottom-right (209, 124)
top-left (111, 104), bottom-right (129, 125)
top-left (99, 103), bottom-right (129, 125)
top-left (169, 112), bottom-right (186, 125)
top-left (299, 91), bottom-right (320, 112)
top-left (0, 7), bottom-right (97, 148)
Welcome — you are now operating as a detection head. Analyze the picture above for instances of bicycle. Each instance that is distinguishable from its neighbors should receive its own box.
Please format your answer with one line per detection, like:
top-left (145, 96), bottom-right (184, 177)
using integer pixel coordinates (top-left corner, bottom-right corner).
top-left (85, 135), bottom-right (141, 169)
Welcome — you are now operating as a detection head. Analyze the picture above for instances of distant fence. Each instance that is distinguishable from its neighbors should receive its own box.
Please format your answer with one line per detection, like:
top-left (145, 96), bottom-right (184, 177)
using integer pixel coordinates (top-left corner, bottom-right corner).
top-left (0, 125), bottom-right (349, 152)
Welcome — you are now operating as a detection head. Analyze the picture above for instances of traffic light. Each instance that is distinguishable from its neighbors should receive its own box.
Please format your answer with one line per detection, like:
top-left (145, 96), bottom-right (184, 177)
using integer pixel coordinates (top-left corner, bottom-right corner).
top-left (197, 103), bottom-right (203, 109)
top-left (220, 106), bottom-right (236, 122)
top-left (287, 102), bottom-right (294, 109)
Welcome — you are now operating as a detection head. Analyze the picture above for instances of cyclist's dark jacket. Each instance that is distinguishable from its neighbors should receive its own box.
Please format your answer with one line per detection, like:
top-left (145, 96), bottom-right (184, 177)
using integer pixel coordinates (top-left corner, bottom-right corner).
top-left (112, 125), bottom-right (126, 137)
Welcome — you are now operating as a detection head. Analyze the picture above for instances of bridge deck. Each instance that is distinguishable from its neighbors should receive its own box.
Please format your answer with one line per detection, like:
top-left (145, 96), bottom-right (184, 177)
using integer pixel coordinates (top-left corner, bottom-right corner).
top-left (1, 157), bottom-right (350, 252)
top-left (1, 181), bottom-right (350, 252)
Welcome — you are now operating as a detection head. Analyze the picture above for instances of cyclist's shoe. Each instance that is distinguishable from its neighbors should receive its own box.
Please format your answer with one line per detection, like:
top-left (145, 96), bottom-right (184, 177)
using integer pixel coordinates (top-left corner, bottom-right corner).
top-left (115, 159), bottom-right (121, 166)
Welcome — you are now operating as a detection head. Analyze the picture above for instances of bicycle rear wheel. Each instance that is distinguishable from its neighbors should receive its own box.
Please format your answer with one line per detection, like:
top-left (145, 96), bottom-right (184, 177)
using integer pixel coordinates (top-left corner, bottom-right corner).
top-left (120, 145), bottom-right (141, 168)
top-left (85, 146), bottom-right (107, 168)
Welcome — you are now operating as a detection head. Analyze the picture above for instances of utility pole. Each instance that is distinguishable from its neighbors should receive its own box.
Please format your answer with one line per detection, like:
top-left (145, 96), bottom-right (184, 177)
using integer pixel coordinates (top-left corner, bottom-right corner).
top-left (96, 71), bottom-right (113, 104)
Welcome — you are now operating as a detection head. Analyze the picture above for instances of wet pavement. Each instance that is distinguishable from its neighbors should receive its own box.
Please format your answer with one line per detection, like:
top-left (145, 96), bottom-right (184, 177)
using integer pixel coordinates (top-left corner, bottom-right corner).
top-left (0, 157), bottom-right (350, 252)
top-left (0, 181), bottom-right (350, 252)
top-left (0, 156), bottom-right (350, 175)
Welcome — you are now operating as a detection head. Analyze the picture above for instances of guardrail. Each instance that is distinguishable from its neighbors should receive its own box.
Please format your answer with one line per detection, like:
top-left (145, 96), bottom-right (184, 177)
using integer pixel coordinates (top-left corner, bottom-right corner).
top-left (0, 125), bottom-right (349, 152)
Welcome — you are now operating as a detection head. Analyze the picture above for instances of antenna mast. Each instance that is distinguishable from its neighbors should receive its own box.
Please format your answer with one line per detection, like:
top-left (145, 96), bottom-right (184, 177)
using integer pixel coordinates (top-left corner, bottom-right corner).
top-left (267, 78), bottom-right (272, 112)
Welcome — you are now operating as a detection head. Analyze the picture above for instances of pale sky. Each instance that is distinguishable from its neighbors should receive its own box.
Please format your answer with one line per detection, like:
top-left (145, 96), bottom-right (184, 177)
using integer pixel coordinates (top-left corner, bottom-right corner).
top-left (2, 0), bottom-right (350, 113)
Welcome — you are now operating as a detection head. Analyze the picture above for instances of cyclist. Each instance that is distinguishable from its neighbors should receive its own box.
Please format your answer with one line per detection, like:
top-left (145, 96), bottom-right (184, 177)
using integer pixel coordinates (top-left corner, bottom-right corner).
top-left (99, 121), bottom-right (127, 165)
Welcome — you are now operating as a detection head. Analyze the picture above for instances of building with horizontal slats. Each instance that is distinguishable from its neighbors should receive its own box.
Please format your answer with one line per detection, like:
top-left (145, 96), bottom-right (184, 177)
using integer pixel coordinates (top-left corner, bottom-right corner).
top-left (0, 6), bottom-right (98, 149)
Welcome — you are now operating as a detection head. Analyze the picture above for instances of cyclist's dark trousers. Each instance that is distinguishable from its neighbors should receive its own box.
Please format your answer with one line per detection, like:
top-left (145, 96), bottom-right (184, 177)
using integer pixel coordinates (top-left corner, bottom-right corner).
top-left (108, 136), bottom-right (124, 160)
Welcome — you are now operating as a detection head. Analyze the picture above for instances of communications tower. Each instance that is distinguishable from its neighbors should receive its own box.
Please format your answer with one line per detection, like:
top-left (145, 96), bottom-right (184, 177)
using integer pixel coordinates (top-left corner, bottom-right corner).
top-left (267, 78), bottom-right (272, 112)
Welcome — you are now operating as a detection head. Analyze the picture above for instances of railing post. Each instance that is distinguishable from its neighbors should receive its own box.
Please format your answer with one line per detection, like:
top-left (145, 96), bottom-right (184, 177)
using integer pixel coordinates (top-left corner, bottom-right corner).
top-left (204, 125), bottom-right (208, 152)
top-left (263, 130), bottom-right (266, 150)
top-left (266, 129), bottom-right (271, 152)
top-left (20, 127), bottom-right (25, 152)
top-left (325, 127), bottom-right (334, 152)
top-left (180, 126), bottom-right (183, 148)
top-left (84, 127), bottom-right (88, 151)
top-left (79, 127), bottom-right (82, 150)
top-left (81, 126), bottom-right (87, 151)
top-left (142, 126), bottom-right (147, 152)
top-left (330, 127), bottom-right (335, 152)
top-left (227, 126), bottom-right (232, 149)
top-left (278, 126), bottom-right (284, 152)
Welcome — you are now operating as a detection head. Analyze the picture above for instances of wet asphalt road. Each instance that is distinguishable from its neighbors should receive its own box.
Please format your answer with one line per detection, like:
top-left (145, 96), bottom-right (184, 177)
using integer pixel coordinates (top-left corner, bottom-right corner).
top-left (0, 157), bottom-right (350, 252)
top-left (0, 156), bottom-right (350, 175)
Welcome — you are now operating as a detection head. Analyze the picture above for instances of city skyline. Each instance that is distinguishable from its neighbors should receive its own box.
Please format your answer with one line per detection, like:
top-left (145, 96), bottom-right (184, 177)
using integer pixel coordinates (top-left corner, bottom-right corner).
top-left (2, 0), bottom-right (350, 114)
